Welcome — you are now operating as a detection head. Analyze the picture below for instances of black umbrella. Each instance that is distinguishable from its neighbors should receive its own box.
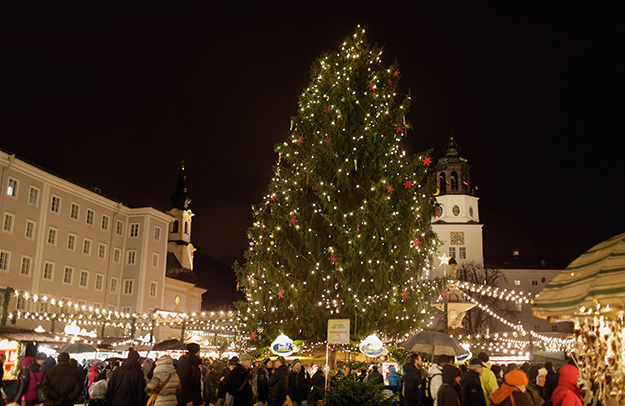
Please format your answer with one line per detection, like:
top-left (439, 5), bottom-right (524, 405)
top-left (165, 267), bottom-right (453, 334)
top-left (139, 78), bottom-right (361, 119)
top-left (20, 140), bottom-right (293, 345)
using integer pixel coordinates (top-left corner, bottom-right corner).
top-left (59, 343), bottom-right (97, 354)
top-left (399, 331), bottom-right (467, 356)
top-left (152, 338), bottom-right (185, 351)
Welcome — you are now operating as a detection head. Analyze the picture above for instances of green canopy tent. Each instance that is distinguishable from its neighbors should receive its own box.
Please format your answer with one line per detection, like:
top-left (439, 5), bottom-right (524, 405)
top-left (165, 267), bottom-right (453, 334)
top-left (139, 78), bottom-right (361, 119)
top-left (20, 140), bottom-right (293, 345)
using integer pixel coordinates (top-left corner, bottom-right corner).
top-left (532, 232), bottom-right (625, 321)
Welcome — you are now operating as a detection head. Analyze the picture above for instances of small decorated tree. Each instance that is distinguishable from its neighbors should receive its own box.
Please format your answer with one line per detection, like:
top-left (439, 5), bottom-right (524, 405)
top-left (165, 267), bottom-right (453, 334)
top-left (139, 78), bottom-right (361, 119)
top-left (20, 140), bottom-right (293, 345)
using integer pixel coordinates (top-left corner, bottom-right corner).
top-left (235, 27), bottom-right (440, 343)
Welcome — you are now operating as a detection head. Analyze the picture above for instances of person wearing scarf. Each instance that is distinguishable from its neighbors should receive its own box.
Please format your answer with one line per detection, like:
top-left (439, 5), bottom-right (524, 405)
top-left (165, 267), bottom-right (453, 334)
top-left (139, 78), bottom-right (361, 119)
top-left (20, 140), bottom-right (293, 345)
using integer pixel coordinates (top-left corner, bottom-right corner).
top-left (525, 366), bottom-right (548, 406)
top-left (490, 370), bottom-right (532, 406)
top-left (550, 364), bottom-right (583, 406)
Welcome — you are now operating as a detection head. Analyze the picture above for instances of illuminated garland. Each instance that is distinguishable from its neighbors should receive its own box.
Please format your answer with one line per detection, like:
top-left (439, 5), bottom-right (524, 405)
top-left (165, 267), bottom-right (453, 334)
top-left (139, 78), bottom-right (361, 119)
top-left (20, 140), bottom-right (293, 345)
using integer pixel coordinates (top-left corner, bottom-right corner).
top-left (449, 280), bottom-right (536, 303)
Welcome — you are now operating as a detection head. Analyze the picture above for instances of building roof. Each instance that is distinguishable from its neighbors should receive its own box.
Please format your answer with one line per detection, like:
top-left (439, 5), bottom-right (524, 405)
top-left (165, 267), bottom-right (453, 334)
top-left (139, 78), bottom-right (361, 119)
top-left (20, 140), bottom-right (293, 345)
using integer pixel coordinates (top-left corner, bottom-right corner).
top-left (484, 255), bottom-right (575, 270)
top-left (166, 252), bottom-right (206, 288)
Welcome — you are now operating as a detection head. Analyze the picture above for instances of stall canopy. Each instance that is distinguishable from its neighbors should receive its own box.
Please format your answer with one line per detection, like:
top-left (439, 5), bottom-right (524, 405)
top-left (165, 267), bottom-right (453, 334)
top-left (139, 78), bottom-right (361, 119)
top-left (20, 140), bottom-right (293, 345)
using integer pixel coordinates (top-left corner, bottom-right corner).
top-left (0, 326), bottom-right (66, 345)
top-left (533, 232), bottom-right (625, 321)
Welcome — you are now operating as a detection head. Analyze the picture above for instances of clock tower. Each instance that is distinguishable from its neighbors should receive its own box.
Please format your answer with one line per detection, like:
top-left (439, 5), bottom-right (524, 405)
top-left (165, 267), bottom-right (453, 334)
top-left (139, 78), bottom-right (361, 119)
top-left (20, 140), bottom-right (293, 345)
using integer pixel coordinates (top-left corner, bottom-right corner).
top-left (430, 137), bottom-right (483, 278)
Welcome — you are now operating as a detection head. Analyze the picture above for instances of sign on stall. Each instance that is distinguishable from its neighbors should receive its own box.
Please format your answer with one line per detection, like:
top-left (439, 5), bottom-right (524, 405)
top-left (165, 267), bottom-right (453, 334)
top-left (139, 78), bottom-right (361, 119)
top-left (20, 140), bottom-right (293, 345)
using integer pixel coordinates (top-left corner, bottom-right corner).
top-left (327, 319), bottom-right (350, 344)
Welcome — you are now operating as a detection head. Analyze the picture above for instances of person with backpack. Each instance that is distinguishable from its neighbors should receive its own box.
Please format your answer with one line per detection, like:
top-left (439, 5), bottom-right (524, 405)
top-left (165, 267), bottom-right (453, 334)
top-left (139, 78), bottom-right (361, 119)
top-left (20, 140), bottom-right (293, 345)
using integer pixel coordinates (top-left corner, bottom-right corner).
top-left (403, 353), bottom-right (424, 406)
top-left (14, 354), bottom-right (45, 406)
top-left (460, 359), bottom-right (486, 406)
top-left (429, 354), bottom-right (452, 406)
top-left (437, 365), bottom-right (461, 406)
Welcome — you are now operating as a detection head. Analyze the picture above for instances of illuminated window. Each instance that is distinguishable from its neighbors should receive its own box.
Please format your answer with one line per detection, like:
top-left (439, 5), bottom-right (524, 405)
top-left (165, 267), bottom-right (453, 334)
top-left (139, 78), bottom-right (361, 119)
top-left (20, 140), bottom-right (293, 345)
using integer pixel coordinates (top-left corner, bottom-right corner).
top-left (7, 178), bottom-right (18, 197)
top-left (514, 280), bottom-right (521, 286)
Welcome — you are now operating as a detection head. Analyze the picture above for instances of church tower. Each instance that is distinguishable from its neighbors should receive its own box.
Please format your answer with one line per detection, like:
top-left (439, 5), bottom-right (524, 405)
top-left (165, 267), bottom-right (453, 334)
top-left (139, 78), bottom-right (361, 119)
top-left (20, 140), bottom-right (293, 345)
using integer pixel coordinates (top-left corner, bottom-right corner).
top-left (430, 137), bottom-right (483, 278)
top-left (167, 161), bottom-right (196, 270)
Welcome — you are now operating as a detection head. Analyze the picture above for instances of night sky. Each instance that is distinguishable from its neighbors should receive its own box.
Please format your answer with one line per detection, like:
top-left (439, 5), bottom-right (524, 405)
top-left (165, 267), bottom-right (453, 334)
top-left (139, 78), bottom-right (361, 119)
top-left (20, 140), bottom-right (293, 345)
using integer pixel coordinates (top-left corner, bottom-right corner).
top-left (2, 1), bottom-right (623, 306)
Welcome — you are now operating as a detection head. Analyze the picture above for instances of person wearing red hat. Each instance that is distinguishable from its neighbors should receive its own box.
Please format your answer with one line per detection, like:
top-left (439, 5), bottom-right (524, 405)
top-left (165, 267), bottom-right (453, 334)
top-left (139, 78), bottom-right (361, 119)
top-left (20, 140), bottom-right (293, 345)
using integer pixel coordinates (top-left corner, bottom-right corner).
top-left (490, 370), bottom-right (532, 406)
top-left (550, 364), bottom-right (583, 406)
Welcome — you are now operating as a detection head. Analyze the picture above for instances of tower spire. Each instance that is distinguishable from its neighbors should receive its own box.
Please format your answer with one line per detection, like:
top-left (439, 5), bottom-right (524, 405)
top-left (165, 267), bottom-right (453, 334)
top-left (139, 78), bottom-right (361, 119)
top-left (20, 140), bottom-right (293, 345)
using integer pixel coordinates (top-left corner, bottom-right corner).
top-left (169, 160), bottom-right (191, 210)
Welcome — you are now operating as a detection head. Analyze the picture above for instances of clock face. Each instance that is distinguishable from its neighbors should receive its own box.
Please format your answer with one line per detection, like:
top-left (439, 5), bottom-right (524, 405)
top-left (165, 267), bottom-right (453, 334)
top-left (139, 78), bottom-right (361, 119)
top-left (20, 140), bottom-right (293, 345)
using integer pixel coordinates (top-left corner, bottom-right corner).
top-left (452, 205), bottom-right (460, 216)
top-left (450, 231), bottom-right (465, 245)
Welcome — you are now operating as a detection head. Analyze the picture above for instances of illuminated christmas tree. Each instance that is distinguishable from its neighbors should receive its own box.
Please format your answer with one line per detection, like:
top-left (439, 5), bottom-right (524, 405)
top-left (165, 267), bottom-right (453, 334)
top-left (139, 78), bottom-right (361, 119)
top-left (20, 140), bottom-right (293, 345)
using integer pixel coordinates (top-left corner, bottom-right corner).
top-left (235, 27), bottom-right (440, 343)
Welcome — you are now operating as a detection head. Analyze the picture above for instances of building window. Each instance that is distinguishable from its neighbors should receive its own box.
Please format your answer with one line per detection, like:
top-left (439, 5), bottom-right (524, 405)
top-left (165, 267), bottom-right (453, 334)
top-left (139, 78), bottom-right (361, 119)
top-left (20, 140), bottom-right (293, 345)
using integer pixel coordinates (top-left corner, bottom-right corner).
top-left (16, 296), bottom-right (26, 310)
top-left (532, 280), bottom-right (538, 286)
top-left (123, 279), bottom-right (134, 295)
top-left (51, 196), bottom-right (61, 213)
top-left (127, 250), bottom-right (136, 265)
top-left (39, 301), bottom-right (48, 313)
top-left (79, 270), bottom-right (89, 288)
top-left (20, 256), bottom-right (31, 276)
top-left (152, 253), bottom-right (159, 268)
top-left (154, 226), bottom-right (161, 241)
top-left (534, 325), bottom-right (541, 332)
top-left (449, 247), bottom-right (456, 259)
top-left (551, 325), bottom-right (558, 332)
top-left (98, 243), bottom-right (107, 259)
top-left (149, 281), bottom-right (157, 297)
top-left (95, 274), bottom-right (104, 291)
top-left (28, 187), bottom-right (39, 205)
top-left (7, 178), bottom-right (18, 197)
top-left (0, 250), bottom-right (11, 272)
top-left (25, 220), bottom-right (36, 239)
top-left (63, 266), bottom-right (73, 285)
top-left (113, 247), bottom-right (121, 263)
top-left (83, 238), bottom-right (92, 255)
top-left (514, 280), bottom-right (521, 286)
top-left (121, 306), bottom-right (131, 314)
top-left (93, 302), bottom-right (101, 310)
top-left (108, 305), bottom-right (116, 312)
top-left (86, 209), bottom-right (95, 225)
top-left (77, 300), bottom-right (86, 308)
top-left (3, 212), bottom-right (14, 233)
top-left (458, 247), bottom-right (466, 259)
top-left (47, 227), bottom-right (57, 245)
top-left (67, 233), bottom-right (76, 251)
top-left (129, 223), bottom-right (139, 237)
top-left (116, 221), bottom-right (124, 235)
top-left (515, 300), bottom-right (522, 311)
top-left (110, 277), bottom-right (118, 294)
top-left (70, 203), bottom-right (80, 220)
top-left (43, 262), bottom-right (54, 280)
top-left (101, 215), bottom-right (109, 231)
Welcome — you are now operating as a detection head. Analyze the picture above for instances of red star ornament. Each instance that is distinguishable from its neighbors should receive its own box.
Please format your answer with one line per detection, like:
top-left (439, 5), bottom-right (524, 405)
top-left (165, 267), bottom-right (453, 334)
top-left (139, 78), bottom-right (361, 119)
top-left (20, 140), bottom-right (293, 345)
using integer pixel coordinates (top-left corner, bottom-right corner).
top-left (396, 124), bottom-right (405, 132)
top-left (297, 135), bottom-right (305, 144)
top-left (402, 288), bottom-right (410, 299)
top-left (403, 180), bottom-right (413, 189)
top-left (325, 137), bottom-right (332, 145)
top-left (270, 195), bottom-right (276, 202)
top-left (323, 106), bottom-right (333, 113)
top-left (250, 331), bottom-right (258, 340)
top-left (278, 289), bottom-right (284, 299)
top-left (328, 254), bottom-right (337, 265)
top-left (422, 157), bottom-right (432, 166)
top-left (411, 238), bottom-right (421, 248)
top-left (387, 184), bottom-right (394, 193)
top-left (368, 81), bottom-right (377, 91)
top-left (393, 69), bottom-right (400, 78)
top-left (289, 215), bottom-right (298, 225)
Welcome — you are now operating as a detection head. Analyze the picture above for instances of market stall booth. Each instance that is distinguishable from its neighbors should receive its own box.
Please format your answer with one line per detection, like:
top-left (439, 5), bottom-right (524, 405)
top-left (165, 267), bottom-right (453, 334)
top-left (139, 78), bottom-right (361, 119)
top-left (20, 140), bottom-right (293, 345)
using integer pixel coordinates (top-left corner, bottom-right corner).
top-left (533, 232), bottom-right (625, 405)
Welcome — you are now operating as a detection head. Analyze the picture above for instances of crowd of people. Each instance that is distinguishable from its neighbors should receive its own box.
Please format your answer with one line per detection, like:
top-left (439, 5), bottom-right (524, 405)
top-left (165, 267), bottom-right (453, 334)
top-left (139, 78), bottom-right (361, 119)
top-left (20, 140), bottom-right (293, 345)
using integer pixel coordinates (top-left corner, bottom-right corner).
top-left (0, 345), bottom-right (591, 406)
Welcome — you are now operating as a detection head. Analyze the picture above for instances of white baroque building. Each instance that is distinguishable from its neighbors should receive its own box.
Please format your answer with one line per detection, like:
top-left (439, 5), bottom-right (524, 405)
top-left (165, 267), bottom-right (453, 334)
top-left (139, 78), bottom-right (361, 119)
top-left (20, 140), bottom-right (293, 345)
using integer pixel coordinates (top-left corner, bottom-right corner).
top-left (0, 149), bottom-right (205, 337)
top-left (429, 138), bottom-right (572, 335)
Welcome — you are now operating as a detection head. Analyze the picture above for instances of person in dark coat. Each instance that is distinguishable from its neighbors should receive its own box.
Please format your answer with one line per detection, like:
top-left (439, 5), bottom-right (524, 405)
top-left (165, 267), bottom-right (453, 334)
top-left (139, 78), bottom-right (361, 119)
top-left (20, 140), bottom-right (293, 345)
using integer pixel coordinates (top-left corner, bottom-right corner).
top-left (364, 366), bottom-right (384, 385)
top-left (105, 350), bottom-right (146, 406)
top-left (217, 357), bottom-right (238, 402)
top-left (226, 354), bottom-right (254, 406)
top-left (288, 359), bottom-right (311, 406)
top-left (267, 357), bottom-right (289, 406)
top-left (460, 359), bottom-right (486, 406)
top-left (525, 366), bottom-right (547, 406)
top-left (41, 352), bottom-right (82, 406)
top-left (311, 367), bottom-right (325, 403)
top-left (255, 361), bottom-right (271, 404)
top-left (176, 343), bottom-right (203, 406)
top-left (437, 364), bottom-right (461, 406)
top-left (41, 356), bottom-right (57, 377)
top-left (490, 370), bottom-right (532, 406)
top-left (544, 362), bottom-right (559, 401)
top-left (403, 353), bottom-right (424, 406)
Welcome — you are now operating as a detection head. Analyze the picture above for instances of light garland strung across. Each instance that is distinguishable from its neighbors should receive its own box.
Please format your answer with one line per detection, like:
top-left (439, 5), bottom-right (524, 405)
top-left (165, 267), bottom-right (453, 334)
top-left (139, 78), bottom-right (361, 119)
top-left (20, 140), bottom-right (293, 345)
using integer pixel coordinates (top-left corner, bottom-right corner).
top-left (464, 294), bottom-right (573, 348)
top-left (449, 280), bottom-right (536, 304)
